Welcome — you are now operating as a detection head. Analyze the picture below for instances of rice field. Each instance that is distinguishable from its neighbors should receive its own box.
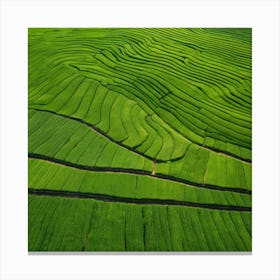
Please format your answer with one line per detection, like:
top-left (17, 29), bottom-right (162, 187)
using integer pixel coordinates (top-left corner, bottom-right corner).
top-left (28, 28), bottom-right (252, 252)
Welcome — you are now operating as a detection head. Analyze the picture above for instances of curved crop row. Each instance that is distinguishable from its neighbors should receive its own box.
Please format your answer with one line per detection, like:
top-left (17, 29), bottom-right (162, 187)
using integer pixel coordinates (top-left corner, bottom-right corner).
top-left (28, 28), bottom-right (252, 252)
top-left (29, 109), bottom-right (250, 190)
top-left (29, 28), bottom-right (252, 161)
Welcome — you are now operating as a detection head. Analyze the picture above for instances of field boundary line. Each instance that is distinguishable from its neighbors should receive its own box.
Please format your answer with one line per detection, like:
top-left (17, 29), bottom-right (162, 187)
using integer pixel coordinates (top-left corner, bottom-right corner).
top-left (29, 108), bottom-right (252, 164)
top-left (28, 153), bottom-right (252, 195)
top-left (28, 189), bottom-right (252, 212)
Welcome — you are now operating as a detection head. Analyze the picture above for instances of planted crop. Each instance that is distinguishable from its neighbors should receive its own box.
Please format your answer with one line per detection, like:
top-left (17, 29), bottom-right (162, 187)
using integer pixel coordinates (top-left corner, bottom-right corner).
top-left (28, 28), bottom-right (252, 252)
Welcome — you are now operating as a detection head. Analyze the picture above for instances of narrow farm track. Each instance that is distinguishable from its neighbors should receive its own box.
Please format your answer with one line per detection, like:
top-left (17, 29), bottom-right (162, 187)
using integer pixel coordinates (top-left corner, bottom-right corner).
top-left (28, 189), bottom-right (252, 212)
top-left (28, 153), bottom-right (251, 194)
top-left (28, 28), bottom-right (252, 252)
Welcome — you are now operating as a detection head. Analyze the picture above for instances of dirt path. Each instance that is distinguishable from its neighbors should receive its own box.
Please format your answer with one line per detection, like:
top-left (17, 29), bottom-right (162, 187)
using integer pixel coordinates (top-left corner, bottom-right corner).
top-left (152, 161), bottom-right (156, 175)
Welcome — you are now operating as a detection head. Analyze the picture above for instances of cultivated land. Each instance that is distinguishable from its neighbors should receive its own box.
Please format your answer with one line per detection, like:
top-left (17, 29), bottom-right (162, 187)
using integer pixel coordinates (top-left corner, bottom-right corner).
top-left (28, 28), bottom-right (252, 251)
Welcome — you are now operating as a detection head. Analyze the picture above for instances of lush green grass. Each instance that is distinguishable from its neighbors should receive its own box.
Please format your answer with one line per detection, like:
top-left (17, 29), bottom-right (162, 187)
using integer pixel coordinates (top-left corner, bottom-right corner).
top-left (29, 195), bottom-right (251, 251)
top-left (28, 28), bottom-right (252, 252)
top-left (28, 159), bottom-right (251, 208)
top-left (29, 109), bottom-right (152, 169)
top-left (29, 28), bottom-right (251, 160)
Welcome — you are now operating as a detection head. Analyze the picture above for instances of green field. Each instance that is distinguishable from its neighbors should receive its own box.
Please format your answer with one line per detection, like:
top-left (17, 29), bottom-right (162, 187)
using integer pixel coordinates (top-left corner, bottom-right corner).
top-left (28, 28), bottom-right (252, 252)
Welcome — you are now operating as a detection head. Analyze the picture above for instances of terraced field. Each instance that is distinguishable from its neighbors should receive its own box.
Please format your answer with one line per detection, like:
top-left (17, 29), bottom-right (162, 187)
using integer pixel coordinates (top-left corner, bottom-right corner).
top-left (28, 28), bottom-right (252, 251)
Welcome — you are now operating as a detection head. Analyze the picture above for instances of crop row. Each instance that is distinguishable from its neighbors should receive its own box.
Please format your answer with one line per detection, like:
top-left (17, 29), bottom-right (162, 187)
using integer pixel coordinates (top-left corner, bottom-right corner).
top-left (29, 109), bottom-right (251, 190)
top-left (28, 194), bottom-right (252, 251)
top-left (28, 28), bottom-right (252, 160)
top-left (28, 28), bottom-right (252, 252)
top-left (28, 158), bottom-right (252, 208)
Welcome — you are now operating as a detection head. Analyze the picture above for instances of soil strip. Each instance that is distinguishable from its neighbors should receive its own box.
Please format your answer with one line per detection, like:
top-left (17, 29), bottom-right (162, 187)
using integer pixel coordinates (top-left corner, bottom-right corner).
top-left (28, 188), bottom-right (252, 212)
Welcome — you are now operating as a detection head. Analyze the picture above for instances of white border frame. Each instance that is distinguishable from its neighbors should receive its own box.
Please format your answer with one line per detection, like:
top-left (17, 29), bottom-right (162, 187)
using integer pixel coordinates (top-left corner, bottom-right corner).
top-left (1, 0), bottom-right (280, 279)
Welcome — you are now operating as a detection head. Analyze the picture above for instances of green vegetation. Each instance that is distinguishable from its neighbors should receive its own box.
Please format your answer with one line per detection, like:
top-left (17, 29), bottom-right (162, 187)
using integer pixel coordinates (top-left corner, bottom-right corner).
top-left (28, 28), bottom-right (252, 251)
top-left (29, 195), bottom-right (251, 251)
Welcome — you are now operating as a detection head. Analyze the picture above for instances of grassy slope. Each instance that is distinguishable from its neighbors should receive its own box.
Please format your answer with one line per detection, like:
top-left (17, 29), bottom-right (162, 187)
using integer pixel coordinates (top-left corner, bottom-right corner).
top-left (28, 28), bottom-right (252, 251)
